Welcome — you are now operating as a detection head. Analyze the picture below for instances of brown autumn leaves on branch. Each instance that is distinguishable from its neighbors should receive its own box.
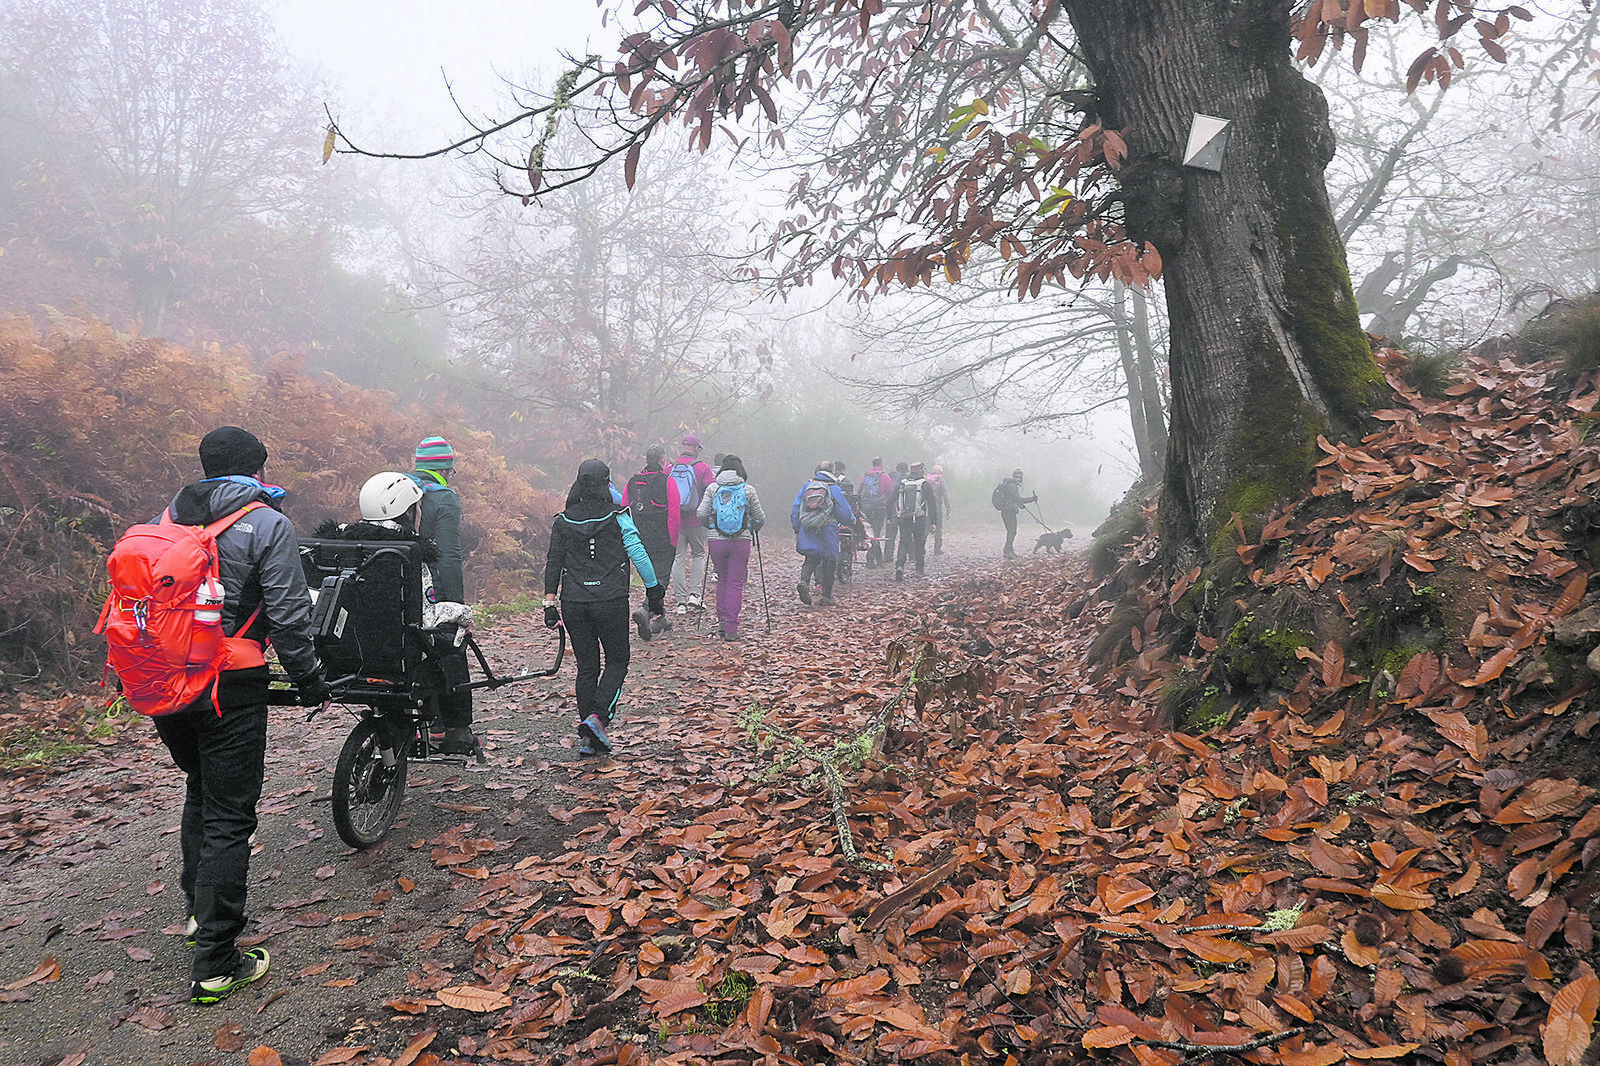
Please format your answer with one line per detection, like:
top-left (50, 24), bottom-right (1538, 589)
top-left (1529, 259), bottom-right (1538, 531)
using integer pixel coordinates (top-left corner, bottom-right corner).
top-left (324, 0), bottom-right (1559, 301)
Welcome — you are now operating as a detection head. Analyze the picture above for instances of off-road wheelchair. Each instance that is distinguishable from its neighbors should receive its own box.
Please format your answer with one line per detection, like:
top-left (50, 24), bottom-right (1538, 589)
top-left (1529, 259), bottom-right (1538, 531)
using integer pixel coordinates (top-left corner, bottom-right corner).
top-left (270, 537), bottom-right (563, 849)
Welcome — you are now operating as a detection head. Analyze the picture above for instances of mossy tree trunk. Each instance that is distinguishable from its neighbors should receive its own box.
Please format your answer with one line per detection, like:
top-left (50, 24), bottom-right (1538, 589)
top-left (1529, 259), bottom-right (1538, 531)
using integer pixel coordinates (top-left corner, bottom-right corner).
top-left (1062, 0), bottom-right (1388, 571)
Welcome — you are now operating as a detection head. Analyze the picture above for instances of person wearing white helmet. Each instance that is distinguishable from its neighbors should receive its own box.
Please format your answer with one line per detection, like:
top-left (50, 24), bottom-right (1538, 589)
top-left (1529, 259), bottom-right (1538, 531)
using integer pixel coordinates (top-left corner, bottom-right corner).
top-left (314, 472), bottom-right (478, 754)
top-left (359, 470), bottom-right (424, 524)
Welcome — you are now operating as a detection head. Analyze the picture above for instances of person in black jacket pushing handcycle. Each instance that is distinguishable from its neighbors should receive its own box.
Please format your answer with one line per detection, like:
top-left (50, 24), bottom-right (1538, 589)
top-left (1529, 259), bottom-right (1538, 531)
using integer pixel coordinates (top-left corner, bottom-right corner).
top-left (542, 459), bottom-right (666, 756)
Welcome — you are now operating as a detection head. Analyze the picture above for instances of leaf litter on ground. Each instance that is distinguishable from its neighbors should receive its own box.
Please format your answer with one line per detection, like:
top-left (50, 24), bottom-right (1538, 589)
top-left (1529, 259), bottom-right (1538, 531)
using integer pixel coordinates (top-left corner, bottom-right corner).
top-left (3, 347), bottom-right (1599, 1064)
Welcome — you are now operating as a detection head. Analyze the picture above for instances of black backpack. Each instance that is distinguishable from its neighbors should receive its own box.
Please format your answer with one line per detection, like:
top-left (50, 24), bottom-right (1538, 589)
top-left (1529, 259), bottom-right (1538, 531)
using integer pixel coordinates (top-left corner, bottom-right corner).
top-left (992, 483), bottom-right (1008, 510)
top-left (628, 469), bottom-right (670, 526)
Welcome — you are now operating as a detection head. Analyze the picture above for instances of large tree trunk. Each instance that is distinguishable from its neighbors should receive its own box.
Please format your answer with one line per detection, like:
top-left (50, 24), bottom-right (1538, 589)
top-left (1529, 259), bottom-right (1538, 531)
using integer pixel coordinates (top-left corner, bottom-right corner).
top-left (1062, 0), bottom-right (1387, 570)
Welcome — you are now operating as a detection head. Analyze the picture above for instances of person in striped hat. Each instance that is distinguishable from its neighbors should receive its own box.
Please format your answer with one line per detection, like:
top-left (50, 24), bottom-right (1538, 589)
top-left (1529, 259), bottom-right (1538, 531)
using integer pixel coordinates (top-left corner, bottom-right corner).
top-left (410, 436), bottom-right (477, 754)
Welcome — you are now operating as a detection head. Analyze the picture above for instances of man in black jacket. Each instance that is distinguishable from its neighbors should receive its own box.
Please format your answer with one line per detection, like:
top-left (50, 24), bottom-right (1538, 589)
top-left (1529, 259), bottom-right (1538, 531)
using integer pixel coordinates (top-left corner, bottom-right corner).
top-left (996, 468), bottom-right (1038, 558)
top-left (893, 461), bottom-right (937, 580)
top-left (154, 427), bottom-right (329, 1005)
top-left (622, 444), bottom-right (680, 637)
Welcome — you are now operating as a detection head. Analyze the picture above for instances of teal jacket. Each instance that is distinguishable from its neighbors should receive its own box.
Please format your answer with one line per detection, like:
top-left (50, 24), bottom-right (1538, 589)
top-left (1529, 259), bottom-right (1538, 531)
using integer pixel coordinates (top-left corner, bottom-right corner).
top-left (410, 472), bottom-right (464, 602)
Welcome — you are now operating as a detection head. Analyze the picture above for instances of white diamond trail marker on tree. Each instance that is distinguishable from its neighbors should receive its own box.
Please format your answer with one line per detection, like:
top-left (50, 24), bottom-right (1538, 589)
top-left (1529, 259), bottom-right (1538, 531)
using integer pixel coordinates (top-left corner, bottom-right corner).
top-left (1183, 113), bottom-right (1231, 172)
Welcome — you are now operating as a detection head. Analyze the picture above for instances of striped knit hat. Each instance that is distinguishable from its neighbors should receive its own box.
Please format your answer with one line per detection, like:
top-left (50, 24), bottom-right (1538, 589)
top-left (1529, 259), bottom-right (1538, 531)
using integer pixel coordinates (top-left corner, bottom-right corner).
top-left (414, 436), bottom-right (455, 470)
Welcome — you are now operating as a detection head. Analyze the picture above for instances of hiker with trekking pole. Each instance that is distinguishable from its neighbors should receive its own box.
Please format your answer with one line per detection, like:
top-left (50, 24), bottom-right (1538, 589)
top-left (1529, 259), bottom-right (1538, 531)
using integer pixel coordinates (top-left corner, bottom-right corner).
top-left (696, 454), bottom-right (766, 642)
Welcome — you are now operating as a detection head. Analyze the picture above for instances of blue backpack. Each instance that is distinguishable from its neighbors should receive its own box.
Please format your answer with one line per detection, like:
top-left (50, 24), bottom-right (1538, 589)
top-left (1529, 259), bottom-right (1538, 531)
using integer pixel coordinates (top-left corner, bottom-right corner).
top-left (860, 471), bottom-right (885, 505)
top-left (712, 483), bottom-right (749, 535)
top-left (669, 462), bottom-right (698, 516)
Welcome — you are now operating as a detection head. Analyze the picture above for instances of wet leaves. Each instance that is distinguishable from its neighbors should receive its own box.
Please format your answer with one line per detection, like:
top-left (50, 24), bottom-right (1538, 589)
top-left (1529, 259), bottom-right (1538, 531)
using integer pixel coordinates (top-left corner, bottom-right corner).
top-left (214, 1022), bottom-right (246, 1052)
top-left (6, 351), bottom-right (1598, 1064)
top-left (2, 956), bottom-right (60, 991)
top-left (436, 985), bottom-right (513, 1012)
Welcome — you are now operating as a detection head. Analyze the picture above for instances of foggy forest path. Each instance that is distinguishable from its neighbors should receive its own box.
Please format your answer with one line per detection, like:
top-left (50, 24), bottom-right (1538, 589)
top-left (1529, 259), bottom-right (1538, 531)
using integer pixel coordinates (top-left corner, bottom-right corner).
top-left (0, 524), bottom-right (1068, 1066)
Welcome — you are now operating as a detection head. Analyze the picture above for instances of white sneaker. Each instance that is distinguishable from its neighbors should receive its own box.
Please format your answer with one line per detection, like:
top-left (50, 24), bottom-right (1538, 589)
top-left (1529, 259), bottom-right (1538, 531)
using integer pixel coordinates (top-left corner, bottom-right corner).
top-left (675, 604), bottom-right (687, 615)
top-left (687, 595), bottom-right (703, 609)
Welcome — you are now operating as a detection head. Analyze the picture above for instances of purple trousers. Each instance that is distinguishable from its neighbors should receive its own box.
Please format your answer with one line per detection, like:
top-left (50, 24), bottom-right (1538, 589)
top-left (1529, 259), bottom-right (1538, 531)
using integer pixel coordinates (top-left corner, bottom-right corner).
top-left (707, 537), bottom-right (752, 635)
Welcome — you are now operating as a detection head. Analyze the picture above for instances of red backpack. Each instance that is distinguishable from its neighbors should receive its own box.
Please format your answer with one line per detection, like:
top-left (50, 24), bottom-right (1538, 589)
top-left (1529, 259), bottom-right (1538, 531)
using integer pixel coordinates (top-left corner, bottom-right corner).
top-left (94, 503), bottom-right (266, 716)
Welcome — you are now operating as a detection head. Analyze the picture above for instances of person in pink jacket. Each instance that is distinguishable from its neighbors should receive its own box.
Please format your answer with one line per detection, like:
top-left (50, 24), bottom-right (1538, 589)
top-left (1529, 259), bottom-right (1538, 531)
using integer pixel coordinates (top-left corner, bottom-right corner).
top-left (857, 457), bottom-right (893, 567)
top-left (667, 434), bottom-right (715, 612)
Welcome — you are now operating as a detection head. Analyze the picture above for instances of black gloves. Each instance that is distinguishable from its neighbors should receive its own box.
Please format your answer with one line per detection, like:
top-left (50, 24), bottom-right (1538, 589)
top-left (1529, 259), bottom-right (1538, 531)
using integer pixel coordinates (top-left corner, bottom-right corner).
top-left (298, 672), bottom-right (333, 707)
top-left (544, 604), bottom-right (561, 629)
top-left (645, 584), bottom-right (666, 616)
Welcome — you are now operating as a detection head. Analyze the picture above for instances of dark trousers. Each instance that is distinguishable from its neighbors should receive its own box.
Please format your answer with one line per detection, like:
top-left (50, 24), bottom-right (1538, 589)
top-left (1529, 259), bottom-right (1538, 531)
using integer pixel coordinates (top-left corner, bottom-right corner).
top-left (562, 596), bottom-right (631, 724)
top-left (640, 534), bottom-right (674, 600)
top-left (895, 517), bottom-right (929, 574)
top-left (1002, 510), bottom-right (1020, 556)
top-left (798, 551), bottom-right (837, 596)
top-left (432, 632), bottom-right (473, 730)
top-left (153, 669), bottom-right (269, 982)
top-left (863, 506), bottom-right (888, 566)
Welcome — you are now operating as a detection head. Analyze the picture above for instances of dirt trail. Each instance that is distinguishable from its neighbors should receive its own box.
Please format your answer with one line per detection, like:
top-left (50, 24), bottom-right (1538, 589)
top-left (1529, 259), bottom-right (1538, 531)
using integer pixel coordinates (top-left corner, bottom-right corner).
top-left (0, 526), bottom-right (1044, 1066)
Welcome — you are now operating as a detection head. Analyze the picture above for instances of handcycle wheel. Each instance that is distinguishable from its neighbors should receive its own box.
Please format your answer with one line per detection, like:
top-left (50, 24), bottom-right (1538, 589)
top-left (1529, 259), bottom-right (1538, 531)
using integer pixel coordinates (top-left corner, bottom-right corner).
top-left (331, 716), bottom-right (408, 849)
top-left (836, 530), bottom-right (853, 585)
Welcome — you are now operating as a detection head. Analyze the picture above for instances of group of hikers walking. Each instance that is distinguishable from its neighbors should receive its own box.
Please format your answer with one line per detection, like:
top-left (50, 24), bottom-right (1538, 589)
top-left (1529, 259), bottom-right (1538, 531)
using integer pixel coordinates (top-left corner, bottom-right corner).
top-left (852, 457), bottom-right (953, 571)
top-left (103, 423), bottom-right (1063, 1010)
top-left (612, 438), bottom-right (961, 628)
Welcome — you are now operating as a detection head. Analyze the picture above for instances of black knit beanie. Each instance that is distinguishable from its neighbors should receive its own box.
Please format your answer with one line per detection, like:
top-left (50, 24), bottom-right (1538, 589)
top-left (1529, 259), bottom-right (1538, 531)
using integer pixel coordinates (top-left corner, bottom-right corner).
top-left (199, 427), bottom-right (268, 478)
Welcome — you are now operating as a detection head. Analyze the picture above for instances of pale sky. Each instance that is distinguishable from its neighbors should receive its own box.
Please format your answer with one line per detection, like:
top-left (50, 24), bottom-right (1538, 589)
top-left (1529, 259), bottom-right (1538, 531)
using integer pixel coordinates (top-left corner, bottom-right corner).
top-left (267, 0), bottom-right (1138, 506)
top-left (275, 0), bottom-right (613, 141)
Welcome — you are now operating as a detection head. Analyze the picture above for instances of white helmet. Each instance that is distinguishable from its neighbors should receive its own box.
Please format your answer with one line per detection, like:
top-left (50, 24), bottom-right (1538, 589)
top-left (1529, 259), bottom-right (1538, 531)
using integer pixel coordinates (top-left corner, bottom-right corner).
top-left (359, 472), bottom-right (423, 522)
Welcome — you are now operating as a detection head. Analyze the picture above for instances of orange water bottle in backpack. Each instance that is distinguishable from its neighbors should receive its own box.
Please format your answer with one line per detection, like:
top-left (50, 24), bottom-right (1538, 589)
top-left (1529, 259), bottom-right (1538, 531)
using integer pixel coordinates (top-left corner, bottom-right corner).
top-left (188, 575), bottom-right (225, 664)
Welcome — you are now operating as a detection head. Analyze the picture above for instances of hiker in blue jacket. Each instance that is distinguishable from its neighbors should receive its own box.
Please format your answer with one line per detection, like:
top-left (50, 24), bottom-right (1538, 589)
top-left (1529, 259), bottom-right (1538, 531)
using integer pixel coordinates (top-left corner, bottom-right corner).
top-left (542, 459), bottom-right (665, 756)
top-left (790, 461), bottom-right (854, 607)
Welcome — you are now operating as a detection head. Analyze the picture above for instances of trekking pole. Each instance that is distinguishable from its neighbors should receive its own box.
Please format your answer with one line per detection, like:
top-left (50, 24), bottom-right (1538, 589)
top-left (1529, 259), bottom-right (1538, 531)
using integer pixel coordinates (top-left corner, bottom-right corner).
top-left (697, 544), bottom-right (711, 628)
top-left (753, 529), bottom-right (772, 631)
top-left (1023, 501), bottom-right (1054, 531)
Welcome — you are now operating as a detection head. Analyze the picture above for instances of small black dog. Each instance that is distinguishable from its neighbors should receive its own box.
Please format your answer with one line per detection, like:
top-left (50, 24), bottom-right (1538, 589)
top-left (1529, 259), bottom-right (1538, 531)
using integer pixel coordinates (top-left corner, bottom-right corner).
top-left (1033, 528), bottom-right (1074, 553)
